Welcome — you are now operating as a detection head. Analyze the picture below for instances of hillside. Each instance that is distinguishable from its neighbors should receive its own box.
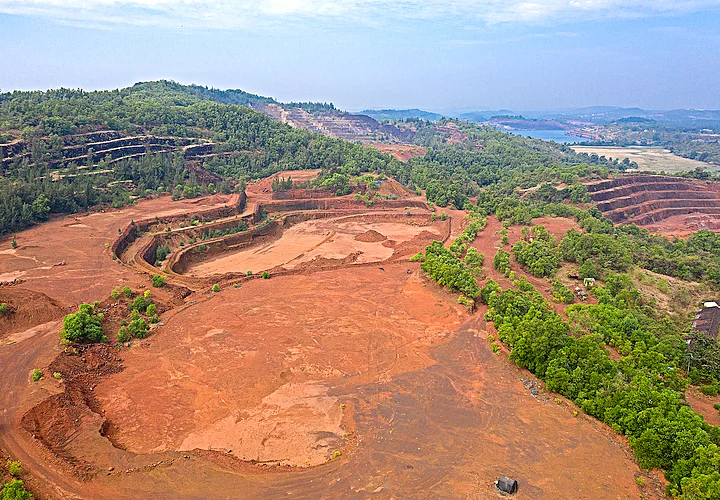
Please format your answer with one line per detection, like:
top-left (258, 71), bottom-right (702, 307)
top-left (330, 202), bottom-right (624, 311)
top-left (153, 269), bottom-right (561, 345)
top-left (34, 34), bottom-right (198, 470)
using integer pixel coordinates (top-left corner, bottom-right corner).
top-left (360, 108), bottom-right (444, 121)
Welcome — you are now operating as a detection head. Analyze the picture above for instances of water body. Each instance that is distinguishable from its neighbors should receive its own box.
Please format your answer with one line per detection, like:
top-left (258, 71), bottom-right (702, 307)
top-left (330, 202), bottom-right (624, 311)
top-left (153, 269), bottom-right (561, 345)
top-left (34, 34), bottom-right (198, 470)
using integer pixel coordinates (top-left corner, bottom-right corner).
top-left (507, 129), bottom-right (591, 144)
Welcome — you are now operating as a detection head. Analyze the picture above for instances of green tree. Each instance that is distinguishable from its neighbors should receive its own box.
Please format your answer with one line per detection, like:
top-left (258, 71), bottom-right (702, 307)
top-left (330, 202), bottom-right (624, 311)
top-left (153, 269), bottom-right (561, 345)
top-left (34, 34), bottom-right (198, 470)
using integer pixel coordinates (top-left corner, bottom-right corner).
top-left (1, 479), bottom-right (32, 500)
top-left (579, 259), bottom-right (599, 280)
top-left (60, 303), bottom-right (106, 343)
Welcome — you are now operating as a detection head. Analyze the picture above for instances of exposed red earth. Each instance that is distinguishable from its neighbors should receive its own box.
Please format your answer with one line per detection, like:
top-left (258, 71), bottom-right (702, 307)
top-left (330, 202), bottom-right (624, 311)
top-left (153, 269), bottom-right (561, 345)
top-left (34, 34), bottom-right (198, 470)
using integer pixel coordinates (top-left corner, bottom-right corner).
top-left (0, 175), bottom-right (662, 499)
top-left (585, 174), bottom-right (720, 236)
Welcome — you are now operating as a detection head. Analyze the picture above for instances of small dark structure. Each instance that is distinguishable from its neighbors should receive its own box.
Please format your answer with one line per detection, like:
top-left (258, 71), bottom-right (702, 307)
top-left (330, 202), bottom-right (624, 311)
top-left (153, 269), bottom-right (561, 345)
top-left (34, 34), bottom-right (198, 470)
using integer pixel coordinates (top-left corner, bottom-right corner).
top-left (693, 302), bottom-right (720, 339)
top-left (496, 475), bottom-right (518, 495)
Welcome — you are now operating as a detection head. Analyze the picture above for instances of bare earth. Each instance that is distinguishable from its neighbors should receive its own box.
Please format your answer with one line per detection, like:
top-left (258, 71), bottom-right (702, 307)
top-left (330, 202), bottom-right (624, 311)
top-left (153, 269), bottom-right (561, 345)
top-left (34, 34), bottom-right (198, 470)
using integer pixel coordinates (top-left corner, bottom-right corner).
top-left (572, 145), bottom-right (715, 173)
top-left (188, 215), bottom-right (440, 275)
top-left (0, 191), bottom-right (660, 499)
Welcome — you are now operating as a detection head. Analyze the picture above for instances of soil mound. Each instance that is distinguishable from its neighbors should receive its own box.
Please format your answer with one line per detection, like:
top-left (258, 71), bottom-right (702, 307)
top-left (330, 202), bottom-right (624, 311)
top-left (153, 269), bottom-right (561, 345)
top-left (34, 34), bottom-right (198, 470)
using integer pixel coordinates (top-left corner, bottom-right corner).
top-left (354, 229), bottom-right (387, 243)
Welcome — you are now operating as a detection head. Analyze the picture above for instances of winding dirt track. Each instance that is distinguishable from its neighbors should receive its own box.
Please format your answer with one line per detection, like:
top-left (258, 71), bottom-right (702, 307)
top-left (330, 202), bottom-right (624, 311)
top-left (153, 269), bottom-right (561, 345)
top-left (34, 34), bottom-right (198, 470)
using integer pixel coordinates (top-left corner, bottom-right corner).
top-left (0, 190), bottom-right (658, 499)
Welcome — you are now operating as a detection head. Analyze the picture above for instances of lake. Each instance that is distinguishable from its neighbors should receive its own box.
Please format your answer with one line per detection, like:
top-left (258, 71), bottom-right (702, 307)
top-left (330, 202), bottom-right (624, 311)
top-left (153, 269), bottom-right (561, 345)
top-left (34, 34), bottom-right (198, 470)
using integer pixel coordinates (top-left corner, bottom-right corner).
top-left (507, 129), bottom-right (590, 144)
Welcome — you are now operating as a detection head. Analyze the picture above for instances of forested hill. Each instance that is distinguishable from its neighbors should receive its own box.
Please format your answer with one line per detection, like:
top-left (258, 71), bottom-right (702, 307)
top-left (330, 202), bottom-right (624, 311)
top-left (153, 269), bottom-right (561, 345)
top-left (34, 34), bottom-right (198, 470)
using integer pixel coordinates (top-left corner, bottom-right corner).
top-left (0, 81), bottom-right (620, 236)
top-left (0, 81), bottom-right (397, 234)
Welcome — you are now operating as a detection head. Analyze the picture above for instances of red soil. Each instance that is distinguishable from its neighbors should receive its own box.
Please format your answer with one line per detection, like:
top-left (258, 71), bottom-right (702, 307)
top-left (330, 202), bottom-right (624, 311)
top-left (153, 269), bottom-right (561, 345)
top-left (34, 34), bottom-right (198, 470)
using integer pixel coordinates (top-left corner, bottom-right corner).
top-left (685, 387), bottom-right (720, 427)
top-left (586, 174), bottom-right (720, 235)
top-left (369, 143), bottom-right (427, 162)
top-left (0, 191), bottom-right (656, 499)
top-left (354, 229), bottom-right (387, 242)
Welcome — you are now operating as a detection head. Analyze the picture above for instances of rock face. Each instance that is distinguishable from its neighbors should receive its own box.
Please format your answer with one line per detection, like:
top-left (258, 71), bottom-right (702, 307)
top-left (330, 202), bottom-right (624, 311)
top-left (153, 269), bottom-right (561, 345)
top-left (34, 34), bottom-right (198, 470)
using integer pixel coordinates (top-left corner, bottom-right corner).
top-left (585, 174), bottom-right (720, 225)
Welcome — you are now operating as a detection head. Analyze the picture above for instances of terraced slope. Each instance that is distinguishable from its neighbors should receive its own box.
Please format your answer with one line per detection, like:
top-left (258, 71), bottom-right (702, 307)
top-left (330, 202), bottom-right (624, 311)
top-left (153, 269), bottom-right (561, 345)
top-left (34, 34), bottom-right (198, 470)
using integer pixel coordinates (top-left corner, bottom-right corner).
top-left (586, 174), bottom-right (720, 226)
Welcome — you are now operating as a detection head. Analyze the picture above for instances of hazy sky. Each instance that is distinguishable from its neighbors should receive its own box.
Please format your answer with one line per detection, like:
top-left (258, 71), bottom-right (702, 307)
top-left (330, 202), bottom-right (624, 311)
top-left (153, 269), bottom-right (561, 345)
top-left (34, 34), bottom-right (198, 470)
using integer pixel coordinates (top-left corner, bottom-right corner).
top-left (1, 1), bottom-right (719, 111)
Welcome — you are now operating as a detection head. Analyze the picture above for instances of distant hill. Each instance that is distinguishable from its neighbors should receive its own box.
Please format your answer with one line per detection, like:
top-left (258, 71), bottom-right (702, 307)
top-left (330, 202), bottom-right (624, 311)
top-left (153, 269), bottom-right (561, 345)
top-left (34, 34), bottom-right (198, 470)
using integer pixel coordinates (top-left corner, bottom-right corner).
top-left (128, 81), bottom-right (410, 143)
top-left (360, 109), bottom-right (444, 122)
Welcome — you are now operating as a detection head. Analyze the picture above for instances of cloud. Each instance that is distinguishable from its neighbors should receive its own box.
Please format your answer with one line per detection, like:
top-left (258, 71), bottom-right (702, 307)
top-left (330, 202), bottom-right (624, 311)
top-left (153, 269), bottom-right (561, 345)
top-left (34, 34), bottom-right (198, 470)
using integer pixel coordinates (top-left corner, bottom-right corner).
top-left (0, 0), bottom-right (719, 30)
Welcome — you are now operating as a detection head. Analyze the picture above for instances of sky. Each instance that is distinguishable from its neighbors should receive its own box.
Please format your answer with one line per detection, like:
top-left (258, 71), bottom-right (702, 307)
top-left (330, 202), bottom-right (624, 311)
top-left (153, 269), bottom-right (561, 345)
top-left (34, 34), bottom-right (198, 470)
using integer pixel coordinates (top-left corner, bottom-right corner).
top-left (0, 1), bottom-right (719, 112)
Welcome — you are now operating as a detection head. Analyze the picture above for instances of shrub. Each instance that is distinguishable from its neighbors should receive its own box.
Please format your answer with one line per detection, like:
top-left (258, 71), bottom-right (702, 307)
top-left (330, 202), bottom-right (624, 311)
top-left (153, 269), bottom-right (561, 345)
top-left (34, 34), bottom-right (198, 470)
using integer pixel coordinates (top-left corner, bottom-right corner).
top-left (578, 259), bottom-right (599, 280)
top-left (155, 243), bottom-right (171, 262)
top-left (420, 241), bottom-right (479, 299)
top-left (122, 286), bottom-right (133, 298)
top-left (61, 303), bottom-right (106, 343)
top-left (116, 326), bottom-right (130, 343)
top-left (149, 314), bottom-right (160, 324)
top-left (0, 303), bottom-right (9, 316)
top-left (636, 477), bottom-right (645, 488)
top-left (110, 289), bottom-right (120, 299)
top-left (501, 234), bottom-right (509, 246)
top-left (491, 342), bottom-right (500, 353)
top-left (464, 248), bottom-right (484, 275)
top-left (146, 304), bottom-right (157, 316)
top-left (128, 318), bottom-right (149, 338)
top-left (261, 271), bottom-right (270, 279)
top-left (551, 281), bottom-right (575, 304)
top-left (151, 275), bottom-right (166, 288)
top-left (1, 479), bottom-right (32, 500)
top-left (31, 369), bottom-right (42, 382)
top-left (409, 251), bottom-right (425, 263)
top-left (211, 284), bottom-right (221, 293)
top-left (11, 237), bottom-right (17, 249)
top-left (480, 279), bottom-right (501, 305)
top-left (53, 372), bottom-right (62, 379)
top-left (5, 460), bottom-right (22, 477)
top-left (246, 271), bottom-right (253, 276)
top-left (457, 295), bottom-right (474, 309)
top-left (132, 296), bottom-right (148, 314)
top-left (440, 212), bottom-right (447, 221)
top-left (493, 249), bottom-right (511, 275)
top-left (513, 239), bottom-right (559, 278)
top-left (699, 384), bottom-right (719, 397)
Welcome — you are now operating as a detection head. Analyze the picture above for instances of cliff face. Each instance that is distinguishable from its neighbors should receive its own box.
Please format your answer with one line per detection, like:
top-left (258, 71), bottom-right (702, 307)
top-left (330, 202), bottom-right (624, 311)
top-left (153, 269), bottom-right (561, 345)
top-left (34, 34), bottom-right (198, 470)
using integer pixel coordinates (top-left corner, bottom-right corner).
top-left (585, 175), bottom-right (720, 225)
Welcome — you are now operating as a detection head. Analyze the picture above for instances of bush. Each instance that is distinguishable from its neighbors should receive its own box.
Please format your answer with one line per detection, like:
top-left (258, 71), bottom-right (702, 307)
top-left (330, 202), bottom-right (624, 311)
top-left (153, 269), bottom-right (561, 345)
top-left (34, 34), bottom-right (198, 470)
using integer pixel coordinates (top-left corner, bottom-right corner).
top-left (246, 271), bottom-right (253, 276)
top-left (480, 279), bottom-right (501, 305)
top-left (151, 275), bottom-right (166, 288)
top-left (211, 284), bottom-right (221, 293)
top-left (409, 251), bottom-right (425, 263)
top-left (61, 304), bottom-right (106, 343)
top-left (579, 259), bottom-right (599, 280)
top-left (132, 296), bottom-right (148, 314)
top-left (551, 281), bottom-right (575, 304)
top-left (420, 241), bottom-right (479, 299)
top-left (0, 303), bottom-right (8, 316)
top-left (464, 247), bottom-right (484, 275)
top-left (146, 303), bottom-right (157, 316)
top-left (261, 271), bottom-right (270, 279)
top-left (31, 369), bottom-right (42, 382)
top-left (11, 237), bottom-right (17, 249)
top-left (149, 314), bottom-right (160, 324)
top-left (457, 295), bottom-right (474, 309)
top-left (53, 372), bottom-right (62, 379)
top-left (110, 289), bottom-right (120, 299)
top-left (122, 286), bottom-right (133, 298)
top-left (513, 239), bottom-right (559, 278)
top-left (1, 479), bottom-right (32, 500)
top-left (128, 318), bottom-right (149, 338)
top-left (117, 326), bottom-right (130, 343)
top-left (493, 249), bottom-right (511, 275)
top-left (699, 384), bottom-right (719, 397)
top-left (5, 460), bottom-right (22, 477)
top-left (155, 243), bottom-right (171, 262)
